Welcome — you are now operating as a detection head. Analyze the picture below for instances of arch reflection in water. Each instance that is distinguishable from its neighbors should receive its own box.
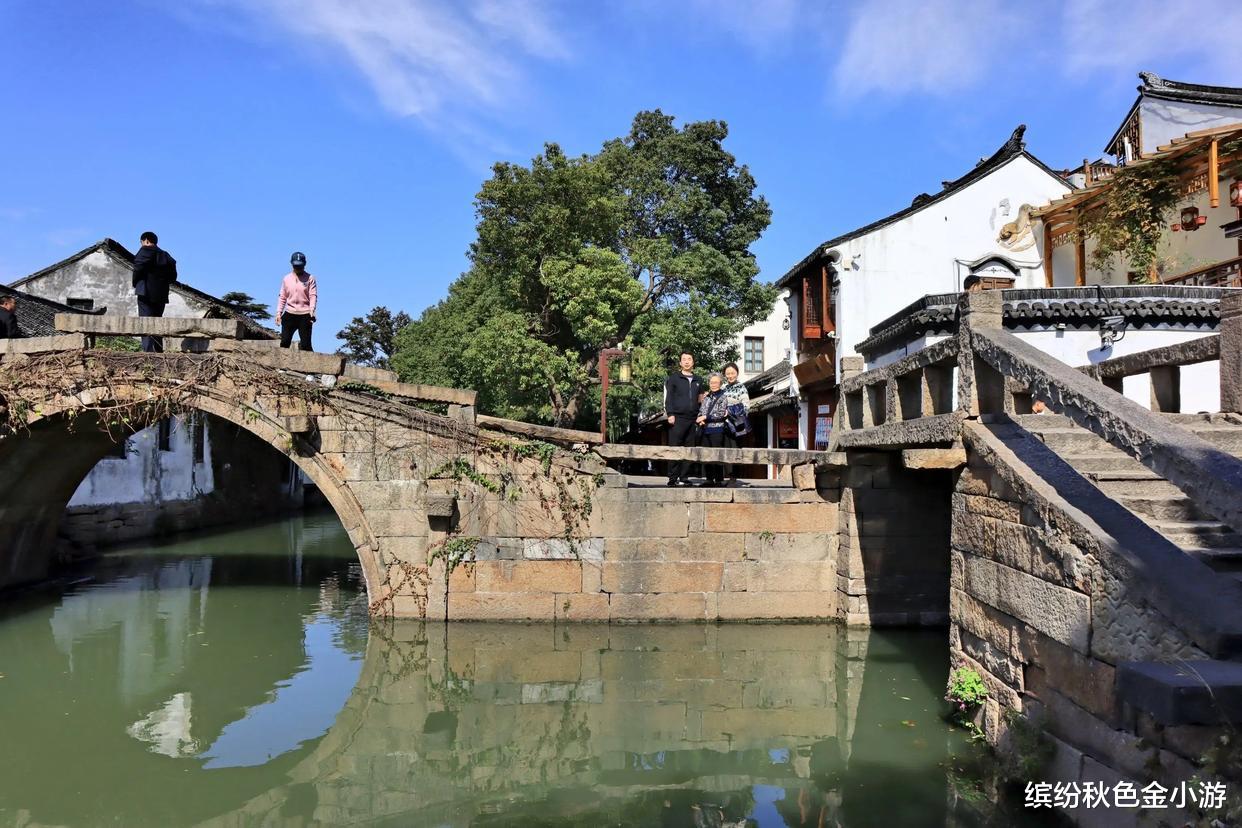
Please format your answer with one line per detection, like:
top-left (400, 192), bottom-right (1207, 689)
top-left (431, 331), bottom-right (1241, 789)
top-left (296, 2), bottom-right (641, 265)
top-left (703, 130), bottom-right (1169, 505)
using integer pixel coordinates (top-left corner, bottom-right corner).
top-left (0, 510), bottom-right (1001, 827)
top-left (0, 510), bottom-right (369, 828)
top-left (216, 623), bottom-right (975, 827)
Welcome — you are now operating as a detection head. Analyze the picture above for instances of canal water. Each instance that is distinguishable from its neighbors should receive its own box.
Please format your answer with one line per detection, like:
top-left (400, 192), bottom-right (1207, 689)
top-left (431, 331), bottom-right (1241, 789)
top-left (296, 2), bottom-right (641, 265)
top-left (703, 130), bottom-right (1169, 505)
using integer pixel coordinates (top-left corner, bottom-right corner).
top-left (0, 511), bottom-right (1032, 827)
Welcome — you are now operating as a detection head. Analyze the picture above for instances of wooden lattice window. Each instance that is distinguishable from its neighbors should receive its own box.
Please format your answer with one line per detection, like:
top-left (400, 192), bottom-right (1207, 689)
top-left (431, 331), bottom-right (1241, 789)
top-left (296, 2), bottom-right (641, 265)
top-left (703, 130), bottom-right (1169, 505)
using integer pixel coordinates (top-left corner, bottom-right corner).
top-left (800, 264), bottom-right (833, 342)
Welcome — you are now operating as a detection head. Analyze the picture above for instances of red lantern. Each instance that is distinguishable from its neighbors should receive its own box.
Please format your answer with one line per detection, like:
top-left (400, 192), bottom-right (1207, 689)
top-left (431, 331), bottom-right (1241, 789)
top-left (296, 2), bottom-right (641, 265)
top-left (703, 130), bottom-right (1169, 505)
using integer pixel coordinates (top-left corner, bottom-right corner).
top-left (1231, 179), bottom-right (1242, 208)
top-left (1181, 206), bottom-right (1202, 232)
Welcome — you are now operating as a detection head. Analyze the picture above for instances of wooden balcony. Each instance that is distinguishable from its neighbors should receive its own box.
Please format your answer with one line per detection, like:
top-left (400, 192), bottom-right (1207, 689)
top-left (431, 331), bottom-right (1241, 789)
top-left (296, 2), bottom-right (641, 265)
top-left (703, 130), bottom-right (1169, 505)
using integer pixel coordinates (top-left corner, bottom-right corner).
top-left (1163, 255), bottom-right (1242, 288)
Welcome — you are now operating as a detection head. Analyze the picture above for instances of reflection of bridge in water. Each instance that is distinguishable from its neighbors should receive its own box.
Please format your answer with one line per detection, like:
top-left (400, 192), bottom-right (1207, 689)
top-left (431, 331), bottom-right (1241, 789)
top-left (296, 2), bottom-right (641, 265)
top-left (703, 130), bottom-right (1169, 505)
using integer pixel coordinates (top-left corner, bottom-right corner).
top-left (201, 623), bottom-right (959, 827)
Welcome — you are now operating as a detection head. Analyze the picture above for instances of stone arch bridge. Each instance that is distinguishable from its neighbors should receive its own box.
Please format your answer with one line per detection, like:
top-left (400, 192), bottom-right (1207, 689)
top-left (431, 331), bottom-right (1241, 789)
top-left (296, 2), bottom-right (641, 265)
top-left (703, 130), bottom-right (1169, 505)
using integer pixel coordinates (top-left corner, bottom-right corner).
top-left (0, 315), bottom-right (831, 622)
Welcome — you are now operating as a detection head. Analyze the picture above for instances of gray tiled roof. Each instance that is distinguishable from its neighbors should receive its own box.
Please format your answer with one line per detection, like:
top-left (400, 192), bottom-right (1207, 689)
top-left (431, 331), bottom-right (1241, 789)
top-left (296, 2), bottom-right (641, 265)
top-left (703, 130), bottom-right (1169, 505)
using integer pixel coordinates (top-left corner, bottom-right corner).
top-left (856, 286), bottom-right (1231, 356)
top-left (0, 284), bottom-right (102, 337)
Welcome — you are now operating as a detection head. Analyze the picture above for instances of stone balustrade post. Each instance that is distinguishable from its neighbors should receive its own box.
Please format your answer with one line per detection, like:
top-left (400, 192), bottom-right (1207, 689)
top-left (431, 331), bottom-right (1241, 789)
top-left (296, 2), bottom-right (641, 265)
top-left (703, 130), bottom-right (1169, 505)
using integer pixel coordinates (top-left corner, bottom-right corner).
top-left (1222, 292), bottom-right (1242, 413)
top-left (956, 291), bottom-right (1004, 417)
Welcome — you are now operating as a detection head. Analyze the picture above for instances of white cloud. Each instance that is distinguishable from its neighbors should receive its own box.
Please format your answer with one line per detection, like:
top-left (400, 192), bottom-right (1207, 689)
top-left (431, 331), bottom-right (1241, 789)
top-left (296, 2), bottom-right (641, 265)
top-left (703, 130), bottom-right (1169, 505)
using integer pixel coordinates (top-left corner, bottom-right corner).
top-left (1061, 0), bottom-right (1242, 84)
top-left (683, 0), bottom-right (809, 52)
top-left (831, 0), bottom-right (1026, 99)
top-left (194, 0), bottom-right (569, 123)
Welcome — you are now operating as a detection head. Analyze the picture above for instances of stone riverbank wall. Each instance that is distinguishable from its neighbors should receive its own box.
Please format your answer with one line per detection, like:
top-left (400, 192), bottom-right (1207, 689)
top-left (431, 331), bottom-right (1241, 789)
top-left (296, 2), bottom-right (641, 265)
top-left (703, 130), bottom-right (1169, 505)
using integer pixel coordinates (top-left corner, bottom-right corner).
top-left (420, 439), bottom-right (955, 626)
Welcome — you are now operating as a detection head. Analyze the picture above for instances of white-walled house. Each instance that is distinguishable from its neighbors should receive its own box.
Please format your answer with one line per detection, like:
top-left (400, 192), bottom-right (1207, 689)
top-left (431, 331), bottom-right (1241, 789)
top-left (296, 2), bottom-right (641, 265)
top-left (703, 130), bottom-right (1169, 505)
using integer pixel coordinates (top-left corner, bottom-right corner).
top-left (8, 238), bottom-right (299, 546)
top-left (733, 289), bottom-right (790, 381)
top-left (1039, 74), bottom-right (1242, 289)
top-left (774, 126), bottom-right (1072, 448)
top-left (853, 73), bottom-right (1242, 421)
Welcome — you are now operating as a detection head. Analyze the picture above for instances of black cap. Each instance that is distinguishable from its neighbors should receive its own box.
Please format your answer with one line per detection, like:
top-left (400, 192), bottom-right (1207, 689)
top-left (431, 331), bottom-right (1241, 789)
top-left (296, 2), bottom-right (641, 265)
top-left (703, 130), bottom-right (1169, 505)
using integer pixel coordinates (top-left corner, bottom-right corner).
top-left (291, 252), bottom-right (307, 266)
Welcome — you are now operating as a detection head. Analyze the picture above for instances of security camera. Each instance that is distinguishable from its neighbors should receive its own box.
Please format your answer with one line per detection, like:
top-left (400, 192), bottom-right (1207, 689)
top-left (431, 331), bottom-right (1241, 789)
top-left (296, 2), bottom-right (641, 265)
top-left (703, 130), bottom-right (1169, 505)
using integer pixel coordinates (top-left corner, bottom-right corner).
top-left (825, 330), bottom-right (838, 340)
top-left (1099, 315), bottom-right (1126, 349)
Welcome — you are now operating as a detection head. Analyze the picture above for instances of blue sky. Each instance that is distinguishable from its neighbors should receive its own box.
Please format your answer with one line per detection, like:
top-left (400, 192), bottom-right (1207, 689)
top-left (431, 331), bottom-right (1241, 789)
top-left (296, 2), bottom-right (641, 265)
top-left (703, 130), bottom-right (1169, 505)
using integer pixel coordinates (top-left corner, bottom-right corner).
top-left (1, 0), bottom-right (1238, 344)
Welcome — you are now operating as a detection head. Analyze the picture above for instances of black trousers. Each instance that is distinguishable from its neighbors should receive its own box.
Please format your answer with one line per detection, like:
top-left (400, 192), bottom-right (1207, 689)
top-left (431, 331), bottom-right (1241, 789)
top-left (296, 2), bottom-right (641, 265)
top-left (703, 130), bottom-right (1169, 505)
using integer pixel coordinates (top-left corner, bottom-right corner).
top-left (136, 296), bottom-right (166, 353)
top-left (667, 414), bottom-right (698, 481)
top-left (280, 313), bottom-right (313, 351)
top-left (701, 429), bottom-right (726, 484)
top-left (723, 431), bottom-right (738, 480)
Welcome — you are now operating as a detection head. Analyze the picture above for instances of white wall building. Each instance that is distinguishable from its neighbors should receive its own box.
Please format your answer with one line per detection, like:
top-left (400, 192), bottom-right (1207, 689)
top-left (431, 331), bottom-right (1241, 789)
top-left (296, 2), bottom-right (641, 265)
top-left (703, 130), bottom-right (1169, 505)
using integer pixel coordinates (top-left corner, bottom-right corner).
top-left (7, 238), bottom-right (296, 545)
top-left (733, 289), bottom-right (790, 381)
top-left (775, 126), bottom-right (1073, 448)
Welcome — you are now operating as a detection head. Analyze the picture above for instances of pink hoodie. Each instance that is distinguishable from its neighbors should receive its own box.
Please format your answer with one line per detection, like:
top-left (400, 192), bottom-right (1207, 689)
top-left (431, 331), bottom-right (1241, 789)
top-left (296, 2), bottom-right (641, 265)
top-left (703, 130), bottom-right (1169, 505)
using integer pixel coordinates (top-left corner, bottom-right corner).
top-left (277, 272), bottom-right (317, 317)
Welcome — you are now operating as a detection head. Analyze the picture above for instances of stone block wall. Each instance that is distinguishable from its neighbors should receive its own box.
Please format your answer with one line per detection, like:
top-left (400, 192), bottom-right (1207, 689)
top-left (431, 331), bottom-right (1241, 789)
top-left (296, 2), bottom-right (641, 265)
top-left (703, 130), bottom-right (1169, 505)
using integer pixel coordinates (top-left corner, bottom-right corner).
top-left (441, 472), bottom-right (841, 623)
top-left (951, 423), bottom-right (1216, 823)
top-left (835, 452), bottom-right (953, 627)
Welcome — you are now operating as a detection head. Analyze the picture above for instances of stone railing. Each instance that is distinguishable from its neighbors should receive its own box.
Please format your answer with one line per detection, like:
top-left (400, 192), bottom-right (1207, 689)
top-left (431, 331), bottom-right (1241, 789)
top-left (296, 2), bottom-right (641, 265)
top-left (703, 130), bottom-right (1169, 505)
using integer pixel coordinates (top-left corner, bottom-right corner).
top-left (834, 339), bottom-right (962, 448)
top-left (835, 291), bottom-right (1242, 536)
top-left (1079, 334), bottom-right (1222, 412)
top-left (964, 291), bottom-right (1242, 540)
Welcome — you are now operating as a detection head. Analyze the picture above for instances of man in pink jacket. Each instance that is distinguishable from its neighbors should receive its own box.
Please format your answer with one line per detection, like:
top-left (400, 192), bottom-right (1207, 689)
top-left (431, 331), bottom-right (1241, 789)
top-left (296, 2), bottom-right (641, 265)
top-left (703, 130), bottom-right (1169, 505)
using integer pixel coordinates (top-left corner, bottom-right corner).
top-left (276, 251), bottom-right (317, 351)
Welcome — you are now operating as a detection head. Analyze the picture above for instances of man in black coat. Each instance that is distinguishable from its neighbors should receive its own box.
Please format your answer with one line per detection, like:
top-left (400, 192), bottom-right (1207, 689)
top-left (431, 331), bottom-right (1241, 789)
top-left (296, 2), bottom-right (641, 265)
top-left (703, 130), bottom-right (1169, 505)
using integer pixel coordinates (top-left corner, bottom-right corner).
top-left (0, 295), bottom-right (21, 339)
top-left (663, 351), bottom-right (705, 486)
top-left (131, 230), bottom-right (178, 352)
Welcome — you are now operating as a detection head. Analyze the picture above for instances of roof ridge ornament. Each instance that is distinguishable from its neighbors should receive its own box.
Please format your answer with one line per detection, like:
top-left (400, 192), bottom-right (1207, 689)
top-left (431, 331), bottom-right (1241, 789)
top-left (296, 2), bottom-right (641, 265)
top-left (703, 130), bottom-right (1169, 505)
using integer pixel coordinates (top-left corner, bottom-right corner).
top-left (1004, 124), bottom-right (1027, 154)
top-left (1139, 71), bottom-right (1166, 90)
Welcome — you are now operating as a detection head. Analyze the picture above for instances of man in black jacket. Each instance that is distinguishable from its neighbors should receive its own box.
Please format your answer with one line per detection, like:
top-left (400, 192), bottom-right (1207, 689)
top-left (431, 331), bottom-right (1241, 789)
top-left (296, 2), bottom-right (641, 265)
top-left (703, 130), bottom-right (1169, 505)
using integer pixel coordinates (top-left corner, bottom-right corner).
top-left (664, 351), bottom-right (704, 487)
top-left (131, 231), bottom-right (178, 352)
top-left (0, 295), bottom-right (21, 339)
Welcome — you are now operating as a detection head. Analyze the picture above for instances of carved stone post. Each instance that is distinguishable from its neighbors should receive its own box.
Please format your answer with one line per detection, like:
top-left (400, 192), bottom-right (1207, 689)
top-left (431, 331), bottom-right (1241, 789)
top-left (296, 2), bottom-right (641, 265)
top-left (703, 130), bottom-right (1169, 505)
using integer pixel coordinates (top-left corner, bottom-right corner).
top-left (1222, 293), bottom-right (1242, 414)
top-left (832, 356), bottom-right (864, 446)
top-left (956, 291), bottom-right (1004, 417)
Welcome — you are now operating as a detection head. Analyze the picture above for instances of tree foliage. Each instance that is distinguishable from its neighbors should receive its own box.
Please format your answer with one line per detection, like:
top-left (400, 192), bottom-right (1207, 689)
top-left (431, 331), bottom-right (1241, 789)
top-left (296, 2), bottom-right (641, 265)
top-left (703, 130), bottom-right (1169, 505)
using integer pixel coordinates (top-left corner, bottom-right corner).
top-left (220, 291), bottom-right (271, 322)
top-left (336, 306), bottom-right (412, 368)
top-left (1078, 156), bottom-right (1182, 281)
top-left (392, 110), bottom-right (776, 427)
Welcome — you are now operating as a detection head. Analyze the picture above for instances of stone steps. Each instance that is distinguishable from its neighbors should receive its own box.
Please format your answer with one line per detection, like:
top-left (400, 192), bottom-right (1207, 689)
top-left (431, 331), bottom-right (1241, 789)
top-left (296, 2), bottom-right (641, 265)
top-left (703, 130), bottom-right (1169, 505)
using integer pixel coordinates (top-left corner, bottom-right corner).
top-left (1012, 414), bottom-right (1242, 579)
top-left (1190, 548), bottom-right (1242, 572)
top-left (1118, 495), bottom-right (1212, 522)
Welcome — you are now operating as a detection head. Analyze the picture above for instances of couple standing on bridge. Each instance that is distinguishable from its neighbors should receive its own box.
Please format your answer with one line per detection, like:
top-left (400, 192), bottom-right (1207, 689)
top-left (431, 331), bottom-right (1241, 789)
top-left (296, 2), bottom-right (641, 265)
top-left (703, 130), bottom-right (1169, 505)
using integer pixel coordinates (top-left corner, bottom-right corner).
top-left (132, 233), bottom-right (318, 352)
top-left (664, 351), bottom-right (752, 487)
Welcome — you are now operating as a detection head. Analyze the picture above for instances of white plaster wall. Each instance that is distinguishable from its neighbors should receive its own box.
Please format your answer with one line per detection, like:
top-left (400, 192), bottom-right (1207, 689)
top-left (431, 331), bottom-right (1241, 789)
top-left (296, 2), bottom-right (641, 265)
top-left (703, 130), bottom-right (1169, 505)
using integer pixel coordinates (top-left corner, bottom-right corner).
top-left (835, 156), bottom-right (1070, 362)
top-left (733, 290), bottom-right (790, 380)
top-left (1140, 99), bottom-right (1242, 154)
top-left (18, 249), bottom-right (209, 317)
top-left (69, 415), bottom-right (215, 507)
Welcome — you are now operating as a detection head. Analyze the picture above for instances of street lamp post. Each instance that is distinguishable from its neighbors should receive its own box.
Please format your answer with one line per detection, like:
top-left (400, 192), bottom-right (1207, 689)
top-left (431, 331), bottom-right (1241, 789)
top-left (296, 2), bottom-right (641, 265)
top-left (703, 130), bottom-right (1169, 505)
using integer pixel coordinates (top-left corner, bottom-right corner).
top-left (598, 347), bottom-right (630, 443)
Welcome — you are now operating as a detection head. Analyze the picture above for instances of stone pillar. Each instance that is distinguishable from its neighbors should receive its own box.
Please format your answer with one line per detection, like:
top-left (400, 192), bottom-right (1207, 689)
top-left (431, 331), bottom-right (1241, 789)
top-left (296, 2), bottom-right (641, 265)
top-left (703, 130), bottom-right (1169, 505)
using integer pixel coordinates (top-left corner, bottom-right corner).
top-left (956, 291), bottom-right (1004, 417)
top-left (1221, 292), bottom-right (1242, 413)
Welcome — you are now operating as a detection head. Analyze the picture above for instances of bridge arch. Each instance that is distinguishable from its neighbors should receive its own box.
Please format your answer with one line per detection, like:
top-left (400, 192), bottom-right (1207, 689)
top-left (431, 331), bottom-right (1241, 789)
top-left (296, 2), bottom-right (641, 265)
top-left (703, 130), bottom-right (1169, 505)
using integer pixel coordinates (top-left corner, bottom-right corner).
top-left (0, 357), bottom-right (437, 606)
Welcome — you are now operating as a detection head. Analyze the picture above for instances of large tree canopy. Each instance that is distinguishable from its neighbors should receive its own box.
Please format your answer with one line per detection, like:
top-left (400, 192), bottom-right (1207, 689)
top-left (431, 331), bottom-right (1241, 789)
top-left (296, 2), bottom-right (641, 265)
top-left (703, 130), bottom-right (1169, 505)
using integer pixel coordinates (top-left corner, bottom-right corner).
top-left (336, 306), bottom-right (412, 368)
top-left (392, 110), bottom-right (775, 428)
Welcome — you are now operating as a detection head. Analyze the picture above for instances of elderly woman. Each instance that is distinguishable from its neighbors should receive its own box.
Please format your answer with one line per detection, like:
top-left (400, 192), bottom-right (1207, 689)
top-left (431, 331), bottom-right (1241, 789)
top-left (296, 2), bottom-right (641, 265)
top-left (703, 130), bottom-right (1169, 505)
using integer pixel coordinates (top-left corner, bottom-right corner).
top-left (722, 362), bottom-right (751, 485)
top-left (696, 373), bottom-right (730, 486)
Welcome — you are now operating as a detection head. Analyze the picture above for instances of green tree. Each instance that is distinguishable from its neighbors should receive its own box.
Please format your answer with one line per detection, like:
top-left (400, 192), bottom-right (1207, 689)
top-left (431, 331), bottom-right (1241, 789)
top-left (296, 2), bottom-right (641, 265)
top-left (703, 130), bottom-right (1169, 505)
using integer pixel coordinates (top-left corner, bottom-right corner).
top-left (392, 110), bottom-right (776, 428)
top-left (336, 306), bottom-right (412, 367)
top-left (220, 291), bottom-right (271, 322)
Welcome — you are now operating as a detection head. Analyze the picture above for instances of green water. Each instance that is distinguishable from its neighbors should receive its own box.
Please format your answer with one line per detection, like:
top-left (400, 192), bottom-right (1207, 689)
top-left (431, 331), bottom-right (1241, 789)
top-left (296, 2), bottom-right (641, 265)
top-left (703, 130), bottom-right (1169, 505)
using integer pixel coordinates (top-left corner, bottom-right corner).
top-left (0, 512), bottom-right (1026, 827)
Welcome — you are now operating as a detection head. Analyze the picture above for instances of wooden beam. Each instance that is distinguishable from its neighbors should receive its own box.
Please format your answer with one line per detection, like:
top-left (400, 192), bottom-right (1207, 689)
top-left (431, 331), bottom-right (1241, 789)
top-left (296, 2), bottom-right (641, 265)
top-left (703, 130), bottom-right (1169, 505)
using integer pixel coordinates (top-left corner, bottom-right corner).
top-left (1210, 138), bottom-right (1221, 208)
top-left (477, 414), bottom-right (601, 444)
top-left (1075, 231), bottom-right (1087, 287)
top-left (1043, 220), bottom-right (1055, 287)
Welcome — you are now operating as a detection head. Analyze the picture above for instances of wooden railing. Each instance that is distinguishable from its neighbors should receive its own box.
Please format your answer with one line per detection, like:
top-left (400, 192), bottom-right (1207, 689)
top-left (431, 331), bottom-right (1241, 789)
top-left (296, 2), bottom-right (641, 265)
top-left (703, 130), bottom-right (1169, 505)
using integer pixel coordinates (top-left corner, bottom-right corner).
top-left (1163, 255), bottom-right (1242, 288)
